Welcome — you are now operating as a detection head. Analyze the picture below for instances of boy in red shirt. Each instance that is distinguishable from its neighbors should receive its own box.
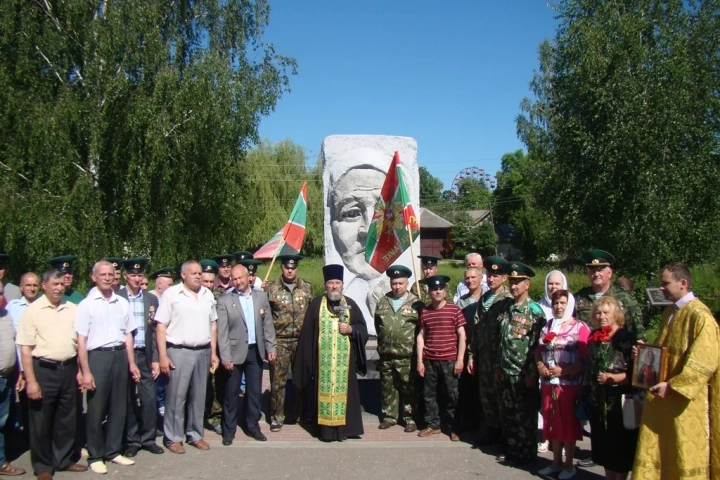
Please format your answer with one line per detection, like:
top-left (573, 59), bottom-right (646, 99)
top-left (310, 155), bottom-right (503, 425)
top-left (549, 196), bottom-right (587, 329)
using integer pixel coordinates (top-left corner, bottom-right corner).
top-left (416, 275), bottom-right (466, 441)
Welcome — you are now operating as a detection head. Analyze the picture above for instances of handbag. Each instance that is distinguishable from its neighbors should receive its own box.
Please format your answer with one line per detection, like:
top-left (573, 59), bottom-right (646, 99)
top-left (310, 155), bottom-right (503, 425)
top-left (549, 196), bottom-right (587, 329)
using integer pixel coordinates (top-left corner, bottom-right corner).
top-left (574, 394), bottom-right (592, 421)
top-left (621, 393), bottom-right (643, 429)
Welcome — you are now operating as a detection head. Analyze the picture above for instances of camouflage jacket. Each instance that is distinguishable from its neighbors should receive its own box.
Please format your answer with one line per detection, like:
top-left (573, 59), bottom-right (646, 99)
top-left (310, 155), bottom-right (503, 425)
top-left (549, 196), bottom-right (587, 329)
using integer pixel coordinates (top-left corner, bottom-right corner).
top-left (374, 291), bottom-right (424, 359)
top-left (492, 297), bottom-right (546, 378)
top-left (574, 284), bottom-right (645, 341)
top-left (469, 286), bottom-right (514, 361)
top-left (265, 277), bottom-right (313, 339)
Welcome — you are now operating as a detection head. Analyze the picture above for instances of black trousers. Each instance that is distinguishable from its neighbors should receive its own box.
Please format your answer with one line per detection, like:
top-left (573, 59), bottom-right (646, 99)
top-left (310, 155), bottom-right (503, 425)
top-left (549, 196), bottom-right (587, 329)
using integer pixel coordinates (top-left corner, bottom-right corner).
top-left (126, 350), bottom-right (157, 448)
top-left (28, 358), bottom-right (78, 475)
top-left (86, 349), bottom-right (128, 463)
top-left (222, 345), bottom-right (262, 439)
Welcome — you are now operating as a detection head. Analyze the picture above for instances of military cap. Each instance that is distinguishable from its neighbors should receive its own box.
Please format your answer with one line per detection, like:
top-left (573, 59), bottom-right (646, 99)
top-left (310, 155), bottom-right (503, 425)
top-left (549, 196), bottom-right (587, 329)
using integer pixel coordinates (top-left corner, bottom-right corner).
top-left (507, 262), bottom-right (536, 279)
top-left (278, 254), bottom-right (303, 269)
top-left (422, 275), bottom-right (451, 290)
top-left (213, 254), bottom-right (234, 268)
top-left (386, 265), bottom-right (412, 279)
top-left (47, 255), bottom-right (77, 273)
top-left (150, 267), bottom-right (174, 280)
top-left (234, 251), bottom-right (254, 262)
top-left (239, 259), bottom-right (262, 275)
top-left (581, 249), bottom-right (615, 267)
top-left (0, 253), bottom-right (9, 267)
top-left (323, 264), bottom-right (344, 283)
top-left (484, 256), bottom-right (509, 275)
top-left (105, 257), bottom-right (124, 271)
top-left (123, 258), bottom-right (148, 274)
top-left (417, 255), bottom-right (442, 267)
top-left (199, 259), bottom-right (219, 275)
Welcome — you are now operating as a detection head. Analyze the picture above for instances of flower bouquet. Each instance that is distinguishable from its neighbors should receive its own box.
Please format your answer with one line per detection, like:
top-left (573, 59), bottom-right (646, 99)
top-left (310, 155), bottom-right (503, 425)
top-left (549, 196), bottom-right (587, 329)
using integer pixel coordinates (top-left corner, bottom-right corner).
top-left (588, 326), bottom-right (614, 426)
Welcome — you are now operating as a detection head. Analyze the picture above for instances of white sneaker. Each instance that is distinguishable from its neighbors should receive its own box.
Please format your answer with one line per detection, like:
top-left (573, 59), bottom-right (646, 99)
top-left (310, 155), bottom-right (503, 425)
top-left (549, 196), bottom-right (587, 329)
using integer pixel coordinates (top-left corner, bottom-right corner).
top-left (537, 441), bottom-right (549, 452)
top-left (110, 455), bottom-right (135, 466)
top-left (538, 465), bottom-right (563, 475)
top-left (158, 406), bottom-right (165, 416)
top-left (89, 461), bottom-right (107, 474)
top-left (559, 467), bottom-right (577, 479)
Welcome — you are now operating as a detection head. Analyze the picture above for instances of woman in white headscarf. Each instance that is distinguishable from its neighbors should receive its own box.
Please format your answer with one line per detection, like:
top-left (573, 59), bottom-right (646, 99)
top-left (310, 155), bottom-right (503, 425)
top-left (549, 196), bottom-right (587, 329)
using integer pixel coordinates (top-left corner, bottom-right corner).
top-left (538, 270), bottom-right (571, 320)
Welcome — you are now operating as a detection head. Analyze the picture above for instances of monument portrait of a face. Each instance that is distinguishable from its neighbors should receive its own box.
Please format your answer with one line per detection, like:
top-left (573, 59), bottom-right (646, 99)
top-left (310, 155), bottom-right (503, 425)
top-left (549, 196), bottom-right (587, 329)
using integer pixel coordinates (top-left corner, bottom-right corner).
top-left (322, 135), bottom-right (420, 334)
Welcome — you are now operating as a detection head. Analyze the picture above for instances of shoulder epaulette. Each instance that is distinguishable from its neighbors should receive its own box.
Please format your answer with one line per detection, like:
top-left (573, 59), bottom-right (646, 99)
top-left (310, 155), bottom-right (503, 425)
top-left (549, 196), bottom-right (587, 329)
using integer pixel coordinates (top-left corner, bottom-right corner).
top-left (529, 301), bottom-right (544, 316)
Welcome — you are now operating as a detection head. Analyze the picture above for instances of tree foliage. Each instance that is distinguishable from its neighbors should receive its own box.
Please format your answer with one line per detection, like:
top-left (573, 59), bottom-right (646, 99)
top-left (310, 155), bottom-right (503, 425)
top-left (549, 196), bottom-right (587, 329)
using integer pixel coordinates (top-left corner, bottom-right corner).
top-left (449, 212), bottom-right (497, 259)
top-left (517, 0), bottom-right (720, 274)
top-left (0, 0), bottom-right (297, 279)
top-left (418, 166), bottom-right (443, 206)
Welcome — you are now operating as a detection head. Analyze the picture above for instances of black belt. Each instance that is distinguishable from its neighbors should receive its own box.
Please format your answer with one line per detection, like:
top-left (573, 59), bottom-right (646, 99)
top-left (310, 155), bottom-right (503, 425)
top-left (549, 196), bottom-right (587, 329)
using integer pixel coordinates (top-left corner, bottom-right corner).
top-left (134, 346), bottom-right (146, 351)
top-left (91, 344), bottom-right (126, 352)
top-left (167, 343), bottom-right (210, 350)
top-left (248, 344), bottom-right (257, 349)
top-left (35, 356), bottom-right (77, 368)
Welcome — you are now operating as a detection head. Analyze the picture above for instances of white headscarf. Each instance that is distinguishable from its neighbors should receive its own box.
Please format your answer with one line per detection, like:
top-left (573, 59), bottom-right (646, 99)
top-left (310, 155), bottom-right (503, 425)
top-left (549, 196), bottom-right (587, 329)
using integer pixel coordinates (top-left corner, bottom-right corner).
top-left (538, 270), bottom-right (576, 328)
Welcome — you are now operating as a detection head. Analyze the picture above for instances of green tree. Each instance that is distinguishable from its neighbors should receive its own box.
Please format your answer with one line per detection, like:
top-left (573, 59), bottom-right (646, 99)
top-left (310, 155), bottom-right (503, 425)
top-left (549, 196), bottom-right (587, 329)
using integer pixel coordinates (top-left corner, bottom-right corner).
top-left (418, 166), bottom-right (444, 206)
top-left (517, 0), bottom-right (720, 274)
top-left (449, 212), bottom-right (497, 259)
top-left (0, 1), bottom-right (297, 282)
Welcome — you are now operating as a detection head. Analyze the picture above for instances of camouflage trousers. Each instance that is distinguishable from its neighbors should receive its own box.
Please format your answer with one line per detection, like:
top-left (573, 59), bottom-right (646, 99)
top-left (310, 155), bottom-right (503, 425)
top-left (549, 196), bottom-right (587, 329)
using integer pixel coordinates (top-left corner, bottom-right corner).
top-left (378, 357), bottom-right (415, 425)
top-left (496, 375), bottom-right (538, 463)
top-left (423, 360), bottom-right (458, 429)
top-left (269, 337), bottom-right (303, 424)
top-left (204, 369), bottom-right (226, 427)
top-left (477, 366), bottom-right (500, 429)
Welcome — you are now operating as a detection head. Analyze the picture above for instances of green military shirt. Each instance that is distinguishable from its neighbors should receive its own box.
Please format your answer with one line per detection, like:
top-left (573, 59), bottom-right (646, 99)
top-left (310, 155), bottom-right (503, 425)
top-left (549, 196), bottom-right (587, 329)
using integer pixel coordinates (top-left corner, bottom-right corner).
top-left (265, 277), bottom-right (313, 338)
top-left (574, 284), bottom-right (645, 341)
top-left (62, 288), bottom-right (85, 305)
top-left (374, 291), bottom-right (423, 359)
top-left (493, 297), bottom-right (546, 377)
top-left (469, 286), bottom-right (513, 361)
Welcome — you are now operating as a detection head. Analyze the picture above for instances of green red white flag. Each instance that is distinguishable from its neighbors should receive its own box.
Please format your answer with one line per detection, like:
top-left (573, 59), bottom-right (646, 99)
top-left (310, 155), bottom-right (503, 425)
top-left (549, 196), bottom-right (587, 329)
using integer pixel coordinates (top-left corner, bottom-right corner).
top-left (254, 181), bottom-right (307, 259)
top-left (365, 152), bottom-right (420, 273)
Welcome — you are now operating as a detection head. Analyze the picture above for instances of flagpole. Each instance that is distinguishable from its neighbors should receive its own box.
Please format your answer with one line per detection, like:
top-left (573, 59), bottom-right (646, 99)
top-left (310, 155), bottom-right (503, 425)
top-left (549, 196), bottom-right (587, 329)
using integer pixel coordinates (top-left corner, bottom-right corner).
top-left (406, 222), bottom-right (421, 298)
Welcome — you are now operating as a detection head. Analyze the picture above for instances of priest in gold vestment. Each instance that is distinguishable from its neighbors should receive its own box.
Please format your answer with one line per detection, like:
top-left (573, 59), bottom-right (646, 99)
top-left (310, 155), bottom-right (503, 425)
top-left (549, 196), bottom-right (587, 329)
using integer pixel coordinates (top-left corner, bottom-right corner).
top-left (633, 263), bottom-right (720, 480)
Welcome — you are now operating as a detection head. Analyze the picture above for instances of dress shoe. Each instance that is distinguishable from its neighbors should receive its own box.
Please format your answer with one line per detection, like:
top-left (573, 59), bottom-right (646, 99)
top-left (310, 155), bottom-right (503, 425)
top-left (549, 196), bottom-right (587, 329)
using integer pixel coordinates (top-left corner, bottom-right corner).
top-left (124, 446), bottom-right (140, 458)
top-left (89, 461), bottom-right (107, 474)
top-left (110, 455), bottom-right (135, 466)
top-left (222, 437), bottom-right (233, 446)
top-left (450, 432), bottom-right (460, 442)
top-left (417, 427), bottom-right (441, 437)
top-left (0, 462), bottom-right (26, 475)
top-left (166, 442), bottom-right (185, 454)
top-left (37, 472), bottom-right (53, 480)
top-left (378, 420), bottom-right (396, 430)
top-left (61, 463), bottom-right (88, 472)
top-left (270, 422), bottom-right (282, 432)
top-left (578, 458), bottom-right (597, 467)
top-left (404, 423), bottom-right (417, 433)
top-left (249, 430), bottom-right (267, 441)
top-left (188, 439), bottom-right (210, 450)
top-left (142, 444), bottom-right (164, 455)
top-left (213, 424), bottom-right (222, 435)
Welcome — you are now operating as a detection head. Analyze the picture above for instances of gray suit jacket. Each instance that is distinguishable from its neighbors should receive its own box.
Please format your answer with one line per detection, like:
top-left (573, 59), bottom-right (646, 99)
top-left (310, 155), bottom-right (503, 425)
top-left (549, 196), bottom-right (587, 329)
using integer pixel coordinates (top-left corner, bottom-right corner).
top-left (116, 287), bottom-right (159, 369)
top-left (217, 288), bottom-right (276, 365)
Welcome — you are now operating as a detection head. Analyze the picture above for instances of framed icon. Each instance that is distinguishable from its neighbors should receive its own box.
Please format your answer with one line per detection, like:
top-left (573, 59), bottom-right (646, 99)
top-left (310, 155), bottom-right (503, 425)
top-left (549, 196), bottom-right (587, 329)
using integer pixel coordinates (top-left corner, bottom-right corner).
top-left (632, 344), bottom-right (667, 389)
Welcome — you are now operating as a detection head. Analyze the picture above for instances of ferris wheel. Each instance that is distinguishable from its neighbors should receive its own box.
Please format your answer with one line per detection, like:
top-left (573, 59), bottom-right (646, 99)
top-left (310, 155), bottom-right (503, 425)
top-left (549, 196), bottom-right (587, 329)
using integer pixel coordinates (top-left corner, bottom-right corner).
top-left (450, 166), bottom-right (496, 199)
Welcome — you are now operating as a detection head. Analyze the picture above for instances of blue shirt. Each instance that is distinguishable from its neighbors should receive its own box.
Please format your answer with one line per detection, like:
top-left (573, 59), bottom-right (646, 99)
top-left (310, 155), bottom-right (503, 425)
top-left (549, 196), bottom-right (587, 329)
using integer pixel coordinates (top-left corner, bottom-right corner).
top-left (127, 290), bottom-right (146, 349)
top-left (236, 288), bottom-right (256, 345)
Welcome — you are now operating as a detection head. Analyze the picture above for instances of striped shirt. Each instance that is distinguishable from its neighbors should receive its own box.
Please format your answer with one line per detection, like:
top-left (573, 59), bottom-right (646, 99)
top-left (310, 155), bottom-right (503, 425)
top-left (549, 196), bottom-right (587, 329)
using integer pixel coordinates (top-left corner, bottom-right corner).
top-left (419, 303), bottom-right (466, 361)
top-left (127, 290), bottom-right (146, 349)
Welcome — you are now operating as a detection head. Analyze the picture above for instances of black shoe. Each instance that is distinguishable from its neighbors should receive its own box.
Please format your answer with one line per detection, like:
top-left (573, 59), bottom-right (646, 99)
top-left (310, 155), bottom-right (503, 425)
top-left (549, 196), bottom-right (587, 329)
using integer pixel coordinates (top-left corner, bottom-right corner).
top-left (270, 422), bottom-right (282, 432)
top-left (578, 458), bottom-right (597, 467)
top-left (142, 444), bottom-right (164, 455)
top-left (250, 430), bottom-right (267, 442)
top-left (222, 437), bottom-right (233, 446)
top-left (125, 446), bottom-right (140, 458)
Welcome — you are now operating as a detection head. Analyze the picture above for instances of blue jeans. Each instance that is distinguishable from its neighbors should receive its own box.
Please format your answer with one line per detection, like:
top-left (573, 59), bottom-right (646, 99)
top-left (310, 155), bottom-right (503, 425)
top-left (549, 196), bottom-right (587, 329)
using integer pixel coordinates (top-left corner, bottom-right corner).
top-left (156, 374), bottom-right (167, 408)
top-left (0, 376), bottom-right (12, 465)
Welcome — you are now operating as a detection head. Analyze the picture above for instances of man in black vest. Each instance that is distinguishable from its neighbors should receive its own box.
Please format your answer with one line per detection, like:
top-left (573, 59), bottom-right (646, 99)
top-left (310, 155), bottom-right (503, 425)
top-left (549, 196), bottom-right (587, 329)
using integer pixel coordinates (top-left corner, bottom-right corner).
top-left (117, 258), bottom-right (164, 456)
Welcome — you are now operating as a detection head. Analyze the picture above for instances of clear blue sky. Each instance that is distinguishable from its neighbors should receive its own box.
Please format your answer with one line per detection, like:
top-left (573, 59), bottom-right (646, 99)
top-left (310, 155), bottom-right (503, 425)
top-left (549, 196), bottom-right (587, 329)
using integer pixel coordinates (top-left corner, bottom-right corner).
top-left (258, 0), bottom-right (558, 193)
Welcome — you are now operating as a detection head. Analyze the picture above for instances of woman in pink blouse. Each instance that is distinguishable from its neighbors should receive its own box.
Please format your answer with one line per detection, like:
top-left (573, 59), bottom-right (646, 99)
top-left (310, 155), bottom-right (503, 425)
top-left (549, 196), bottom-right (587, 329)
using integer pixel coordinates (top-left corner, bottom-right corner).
top-left (535, 290), bottom-right (590, 479)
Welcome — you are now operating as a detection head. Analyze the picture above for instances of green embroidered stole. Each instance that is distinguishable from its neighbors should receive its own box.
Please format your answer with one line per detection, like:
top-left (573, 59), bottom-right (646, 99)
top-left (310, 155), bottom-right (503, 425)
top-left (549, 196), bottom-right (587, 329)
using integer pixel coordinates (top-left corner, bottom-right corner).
top-left (317, 296), bottom-right (351, 426)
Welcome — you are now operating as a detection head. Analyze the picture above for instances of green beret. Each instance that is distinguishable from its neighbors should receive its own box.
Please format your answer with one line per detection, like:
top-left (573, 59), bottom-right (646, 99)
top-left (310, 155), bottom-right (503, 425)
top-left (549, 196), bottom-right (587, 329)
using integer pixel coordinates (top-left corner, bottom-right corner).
top-left (199, 259), bottom-right (219, 275)
top-left (422, 274), bottom-right (451, 289)
top-left (581, 249), bottom-right (615, 267)
top-left (239, 259), bottom-right (261, 274)
top-left (508, 262), bottom-right (536, 279)
top-left (386, 265), bottom-right (412, 279)
top-left (123, 258), bottom-right (148, 274)
top-left (47, 255), bottom-right (77, 273)
top-left (278, 254), bottom-right (303, 268)
top-left (213, 254), bottom-right (234, 267)
top-left (234, 251), bottom-right (254, 262)
top-left (484, 256), bottom-right (509, 275)
top-left (105, 257), bottom-right (124, 271)
top-left (417, 255), bottom-right (442, 267)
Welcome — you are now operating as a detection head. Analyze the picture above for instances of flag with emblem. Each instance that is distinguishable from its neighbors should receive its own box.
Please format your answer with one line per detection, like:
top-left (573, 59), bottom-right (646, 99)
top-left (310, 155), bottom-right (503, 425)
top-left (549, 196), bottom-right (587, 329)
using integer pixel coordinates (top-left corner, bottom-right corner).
top-left (365, 151), bottom-right (420, 273)
top-left (254, 182), bottom-right (308, 259)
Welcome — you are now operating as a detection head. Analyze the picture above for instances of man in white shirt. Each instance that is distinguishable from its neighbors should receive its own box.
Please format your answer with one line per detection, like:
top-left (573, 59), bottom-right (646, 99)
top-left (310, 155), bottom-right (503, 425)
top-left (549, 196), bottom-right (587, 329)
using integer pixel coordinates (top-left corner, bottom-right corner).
top-left (77, 260), bottom-right (140, 474)
top-left (155, 260), bottom-right (219, 454)
top-left (453, 253), bottom-right (488, 302)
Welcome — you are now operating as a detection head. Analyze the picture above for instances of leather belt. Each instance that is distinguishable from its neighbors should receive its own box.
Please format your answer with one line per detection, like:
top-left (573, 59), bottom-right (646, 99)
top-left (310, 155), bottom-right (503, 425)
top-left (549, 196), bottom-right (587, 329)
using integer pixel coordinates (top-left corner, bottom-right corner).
top-left (91, 344), bottom-right (126, 352)
top-left (167, 343), bottom-right (210, 350)
top-left (35, 356), bottom-right (77, 368)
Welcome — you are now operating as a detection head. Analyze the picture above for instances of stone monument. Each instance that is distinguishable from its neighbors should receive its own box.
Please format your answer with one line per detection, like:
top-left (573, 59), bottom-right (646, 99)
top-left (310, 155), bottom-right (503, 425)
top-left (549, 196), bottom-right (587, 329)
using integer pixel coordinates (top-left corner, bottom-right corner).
top-left (322, 135), bottom-right (421, 336)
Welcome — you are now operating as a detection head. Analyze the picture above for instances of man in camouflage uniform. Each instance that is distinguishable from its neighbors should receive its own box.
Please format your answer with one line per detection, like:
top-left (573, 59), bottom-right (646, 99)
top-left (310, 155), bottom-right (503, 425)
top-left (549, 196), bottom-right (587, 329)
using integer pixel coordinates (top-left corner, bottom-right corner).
top-left (490, 262), bottom-right (546, 465)
top-left (374, 265), bottom-right (424, 432)
top-left (574, 249), bottom-right (645, 340)
top-left (467, 256), bottom-right (513, 444)
top-left (264, 254), bottom-right (312, 432)
top-left (199, 259), bottom-right (225, 434)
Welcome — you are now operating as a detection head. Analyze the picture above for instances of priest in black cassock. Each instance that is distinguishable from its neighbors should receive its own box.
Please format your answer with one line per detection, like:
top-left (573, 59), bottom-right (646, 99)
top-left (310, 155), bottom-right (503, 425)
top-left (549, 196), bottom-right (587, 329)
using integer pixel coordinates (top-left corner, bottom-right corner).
top-left (292, 264), bottom-right (368, 441)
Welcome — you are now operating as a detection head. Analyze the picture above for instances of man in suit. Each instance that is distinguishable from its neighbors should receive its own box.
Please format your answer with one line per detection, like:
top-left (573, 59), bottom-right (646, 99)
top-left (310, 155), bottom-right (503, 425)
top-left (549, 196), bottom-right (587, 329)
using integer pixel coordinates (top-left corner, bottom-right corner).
top-left (116, 259), bottom-right (164, 457)
top-left (217, 264), bottom-right (276, 444)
